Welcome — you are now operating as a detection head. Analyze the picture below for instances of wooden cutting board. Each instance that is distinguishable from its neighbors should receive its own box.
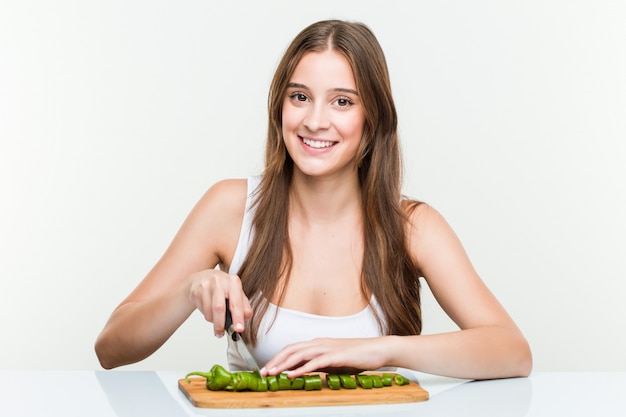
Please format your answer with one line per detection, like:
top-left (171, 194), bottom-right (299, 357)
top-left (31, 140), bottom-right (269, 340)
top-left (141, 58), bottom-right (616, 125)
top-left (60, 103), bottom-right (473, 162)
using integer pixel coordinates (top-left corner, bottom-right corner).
top-left (178, 373), bottom-right (429, 408)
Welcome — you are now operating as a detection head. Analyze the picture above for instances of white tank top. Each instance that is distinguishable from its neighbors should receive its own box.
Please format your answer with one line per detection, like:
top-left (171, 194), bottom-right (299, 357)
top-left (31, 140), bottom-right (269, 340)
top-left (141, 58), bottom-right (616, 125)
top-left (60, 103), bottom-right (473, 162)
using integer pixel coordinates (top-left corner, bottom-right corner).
top-left (227, 176), bottom-right (386, 371)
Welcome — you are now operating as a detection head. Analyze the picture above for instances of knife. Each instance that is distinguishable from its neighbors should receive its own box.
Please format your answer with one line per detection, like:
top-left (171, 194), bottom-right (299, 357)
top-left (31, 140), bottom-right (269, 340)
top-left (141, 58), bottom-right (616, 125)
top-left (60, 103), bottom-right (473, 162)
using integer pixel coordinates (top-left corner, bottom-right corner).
top-left (224, 300), bottom-right (261, 375)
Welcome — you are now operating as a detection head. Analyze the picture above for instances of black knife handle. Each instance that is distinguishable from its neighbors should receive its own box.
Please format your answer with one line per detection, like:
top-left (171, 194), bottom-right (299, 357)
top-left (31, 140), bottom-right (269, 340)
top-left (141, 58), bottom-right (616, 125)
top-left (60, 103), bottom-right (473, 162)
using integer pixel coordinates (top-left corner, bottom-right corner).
top-left (225, 299), bottom-right (233, 330)
top-left (225, 299), bottom-right (240, 341)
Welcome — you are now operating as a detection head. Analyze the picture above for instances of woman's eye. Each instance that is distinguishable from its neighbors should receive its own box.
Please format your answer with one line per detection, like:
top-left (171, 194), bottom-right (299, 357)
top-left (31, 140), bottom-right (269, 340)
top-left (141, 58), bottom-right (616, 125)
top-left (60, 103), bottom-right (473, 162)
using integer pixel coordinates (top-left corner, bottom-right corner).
top-left (335, 97), bottom-right (352, 107)
top-left (290, 93), bottom-right (308, 102)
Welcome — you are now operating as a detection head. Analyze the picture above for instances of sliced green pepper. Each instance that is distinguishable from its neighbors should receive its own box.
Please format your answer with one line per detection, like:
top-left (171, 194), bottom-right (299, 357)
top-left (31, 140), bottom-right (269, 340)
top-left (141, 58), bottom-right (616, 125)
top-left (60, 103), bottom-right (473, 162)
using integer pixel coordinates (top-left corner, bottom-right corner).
top-left (266, 375), bottom-right (279, 392)
top-left (381, 373), bottom-right (394, 386)
top-left (290, 376), bottom-right (305, 390)
top-left (185, 365), bottom-right (413, 392)
top-left (394, 374), bottom-right (411, 386)
top-left (255, 374), bottom-right (268, 392)
top-left (326, 374), bottom-right (341, 390)
top-left (224, 372), bottom-right (246, 391)
top-left (303, 374), bottom-right (322, 391)
top-left (248, 374), bottom-right (261, 392)
top-left (339, 374), bottom-right (356, 389)
top-left (356, 374), bottom-right (373, 389)
top-left (278, 373), bottom-right (291, 390)
top-left (370, 374), bottom-right (383, 388)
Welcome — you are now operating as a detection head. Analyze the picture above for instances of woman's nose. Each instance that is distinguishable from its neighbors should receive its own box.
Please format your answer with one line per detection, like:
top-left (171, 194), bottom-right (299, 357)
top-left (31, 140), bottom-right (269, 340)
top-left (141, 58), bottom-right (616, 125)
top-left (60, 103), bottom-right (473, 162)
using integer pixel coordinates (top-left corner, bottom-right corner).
top-left (303, 104), bottom-right (330, 131)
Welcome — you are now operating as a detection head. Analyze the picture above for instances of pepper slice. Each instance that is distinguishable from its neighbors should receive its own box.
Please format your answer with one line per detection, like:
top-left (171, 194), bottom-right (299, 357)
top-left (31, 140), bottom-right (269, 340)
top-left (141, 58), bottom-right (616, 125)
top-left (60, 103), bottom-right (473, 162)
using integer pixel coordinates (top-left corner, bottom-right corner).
top-left (278, 373), bottom-right (291, 390)
top-left (225, 372), bottom-right (250, 391)
top-left (339, 374), bottom-right (356, 389)
top-left (266, 375), bottom-right (279, 392)
top-left (252, 373), bottom-right (268, 392)
top-left (290, 376), bottom-right (305, 390)
top-left (370, 374), bottom-right (383, 388)
top-left (356, 374), bottom-right (373, 389)
top-left (303, 375), bottom-right (322, 391)
top-left (381, 373), bottom-right (394, 387)
top-left (394, 374), bottom-right (411, 386)
top-left (326, 374), bottom-right (341, 390)
top-left (246, 374), bottom-right (259, 392)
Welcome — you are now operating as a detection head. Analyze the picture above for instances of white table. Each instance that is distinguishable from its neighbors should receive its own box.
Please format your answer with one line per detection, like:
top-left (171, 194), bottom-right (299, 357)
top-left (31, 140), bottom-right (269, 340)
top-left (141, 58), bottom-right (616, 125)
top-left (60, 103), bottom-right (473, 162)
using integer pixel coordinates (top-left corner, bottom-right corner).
top-left (1, 370), bottom-right (624, 416)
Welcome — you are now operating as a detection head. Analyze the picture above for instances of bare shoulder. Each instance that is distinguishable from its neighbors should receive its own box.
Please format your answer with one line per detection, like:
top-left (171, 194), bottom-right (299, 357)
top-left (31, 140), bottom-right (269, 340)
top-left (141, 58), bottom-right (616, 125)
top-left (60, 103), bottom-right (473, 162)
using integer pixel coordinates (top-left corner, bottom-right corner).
top-left (174, 178), bottom-right (250, 267)
top-left (402, 201), bottom-right (466, 268)
top-left (199, 178), bottom-right (248, 212)
top-left (403, 201), bottom-right (449, 235)
top-left (194, 178), bottom-right (249, 237)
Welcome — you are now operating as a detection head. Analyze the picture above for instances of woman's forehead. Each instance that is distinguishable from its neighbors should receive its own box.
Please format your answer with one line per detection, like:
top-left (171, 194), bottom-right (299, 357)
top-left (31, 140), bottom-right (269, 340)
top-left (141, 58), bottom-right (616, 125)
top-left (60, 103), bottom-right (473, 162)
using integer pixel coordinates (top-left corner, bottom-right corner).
top-left (289, 50), bottom-right (357, 92)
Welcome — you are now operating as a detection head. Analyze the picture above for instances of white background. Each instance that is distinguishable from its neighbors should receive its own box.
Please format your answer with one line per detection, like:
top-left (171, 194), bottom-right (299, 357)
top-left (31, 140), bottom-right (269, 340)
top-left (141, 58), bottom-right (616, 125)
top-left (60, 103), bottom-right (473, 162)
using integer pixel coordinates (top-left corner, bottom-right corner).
top-left (1, 1), bottom-right (624, 372)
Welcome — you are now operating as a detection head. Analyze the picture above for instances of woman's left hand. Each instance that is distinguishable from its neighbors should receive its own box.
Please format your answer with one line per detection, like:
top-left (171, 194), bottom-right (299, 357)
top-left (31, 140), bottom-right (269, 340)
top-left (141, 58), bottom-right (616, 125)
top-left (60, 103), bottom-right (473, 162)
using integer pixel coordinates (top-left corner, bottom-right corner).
top-left (261, 337), bottom-right (393, 378)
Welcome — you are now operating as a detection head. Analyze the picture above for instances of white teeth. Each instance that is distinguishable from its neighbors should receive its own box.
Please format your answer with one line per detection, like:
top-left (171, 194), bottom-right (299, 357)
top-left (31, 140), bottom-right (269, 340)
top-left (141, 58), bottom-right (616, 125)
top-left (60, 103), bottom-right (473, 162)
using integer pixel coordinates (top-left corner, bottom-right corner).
top-left (302, 138), bottom-right (334, 148)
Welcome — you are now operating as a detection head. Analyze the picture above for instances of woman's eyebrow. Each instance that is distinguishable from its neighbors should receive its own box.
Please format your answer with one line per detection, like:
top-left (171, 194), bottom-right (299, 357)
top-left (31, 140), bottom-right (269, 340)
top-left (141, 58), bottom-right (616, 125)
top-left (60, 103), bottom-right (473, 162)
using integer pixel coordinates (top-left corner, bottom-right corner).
top-left (287, 82), bottom-right (308, 89)
top-left (287, 82), bottom-right (359, 96)
top-left (333, 87), bottom-right (359, 96)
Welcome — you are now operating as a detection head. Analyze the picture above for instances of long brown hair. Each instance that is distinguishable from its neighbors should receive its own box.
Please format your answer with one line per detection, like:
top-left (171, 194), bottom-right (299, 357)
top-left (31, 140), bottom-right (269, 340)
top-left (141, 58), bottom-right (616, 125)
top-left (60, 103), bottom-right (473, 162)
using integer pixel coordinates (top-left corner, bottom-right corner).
top-left (237, 20), bottom-right (422, 345)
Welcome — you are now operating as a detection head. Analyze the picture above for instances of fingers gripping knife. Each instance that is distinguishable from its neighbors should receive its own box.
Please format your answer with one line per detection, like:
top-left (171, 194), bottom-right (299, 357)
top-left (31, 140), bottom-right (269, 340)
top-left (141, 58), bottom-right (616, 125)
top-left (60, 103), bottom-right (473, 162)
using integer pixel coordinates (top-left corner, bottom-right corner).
top-left (224, 300), bottom-right (261, 376)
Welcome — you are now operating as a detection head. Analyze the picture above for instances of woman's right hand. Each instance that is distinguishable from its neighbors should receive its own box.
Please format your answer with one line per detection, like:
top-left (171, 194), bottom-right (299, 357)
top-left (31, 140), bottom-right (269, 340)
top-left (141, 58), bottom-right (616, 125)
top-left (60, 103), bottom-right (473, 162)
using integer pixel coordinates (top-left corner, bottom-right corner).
top-left (188, 269), bottom-right (253, 338)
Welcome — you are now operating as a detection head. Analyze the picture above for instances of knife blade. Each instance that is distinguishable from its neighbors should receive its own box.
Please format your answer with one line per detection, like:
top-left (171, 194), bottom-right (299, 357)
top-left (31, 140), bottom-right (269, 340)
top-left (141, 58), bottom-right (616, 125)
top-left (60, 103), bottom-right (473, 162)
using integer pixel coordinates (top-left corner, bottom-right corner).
top-left (224, 300), bottom-right (261, 375)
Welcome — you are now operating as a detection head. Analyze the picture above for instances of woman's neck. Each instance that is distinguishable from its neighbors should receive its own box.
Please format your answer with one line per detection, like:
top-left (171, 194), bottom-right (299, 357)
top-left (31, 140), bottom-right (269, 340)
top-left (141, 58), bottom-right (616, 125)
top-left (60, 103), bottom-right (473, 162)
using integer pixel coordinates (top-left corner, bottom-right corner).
top-left (289, 171), bottom-right (361, 225)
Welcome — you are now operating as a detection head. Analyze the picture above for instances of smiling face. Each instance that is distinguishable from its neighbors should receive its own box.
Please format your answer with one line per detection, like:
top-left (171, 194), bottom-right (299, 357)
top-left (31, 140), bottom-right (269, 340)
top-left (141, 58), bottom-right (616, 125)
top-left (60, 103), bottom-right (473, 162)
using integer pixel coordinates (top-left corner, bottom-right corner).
top-left (281, 49), bottom-right (366, 180)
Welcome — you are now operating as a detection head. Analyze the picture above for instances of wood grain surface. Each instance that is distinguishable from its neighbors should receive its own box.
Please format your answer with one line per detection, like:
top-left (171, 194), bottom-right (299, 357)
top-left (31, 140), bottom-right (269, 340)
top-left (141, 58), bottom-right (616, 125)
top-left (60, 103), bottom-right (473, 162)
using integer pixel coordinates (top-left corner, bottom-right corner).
top-left (178, 373), bottom-right (429, 408)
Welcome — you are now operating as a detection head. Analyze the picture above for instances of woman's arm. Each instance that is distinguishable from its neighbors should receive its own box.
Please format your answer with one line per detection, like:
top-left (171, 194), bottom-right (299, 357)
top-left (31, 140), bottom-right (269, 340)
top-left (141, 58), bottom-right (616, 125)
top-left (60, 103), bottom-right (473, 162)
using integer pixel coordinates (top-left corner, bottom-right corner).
top-left (94, 179), bottom-right (252, 369)
top-left (398, 203), bottom-right (532, 379)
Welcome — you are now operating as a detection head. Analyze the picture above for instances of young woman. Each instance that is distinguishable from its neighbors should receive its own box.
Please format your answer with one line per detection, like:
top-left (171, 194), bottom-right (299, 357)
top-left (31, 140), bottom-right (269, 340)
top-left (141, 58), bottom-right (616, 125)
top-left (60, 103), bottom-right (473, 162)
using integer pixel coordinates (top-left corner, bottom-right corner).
top-left (95, 19), bottom-right (532, 380)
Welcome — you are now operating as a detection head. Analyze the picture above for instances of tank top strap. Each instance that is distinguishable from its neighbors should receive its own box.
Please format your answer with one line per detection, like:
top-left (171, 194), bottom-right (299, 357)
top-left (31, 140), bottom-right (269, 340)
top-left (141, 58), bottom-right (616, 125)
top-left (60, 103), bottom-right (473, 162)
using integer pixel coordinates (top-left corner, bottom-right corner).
top-left (228, 176), bottom-right (261, 274)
